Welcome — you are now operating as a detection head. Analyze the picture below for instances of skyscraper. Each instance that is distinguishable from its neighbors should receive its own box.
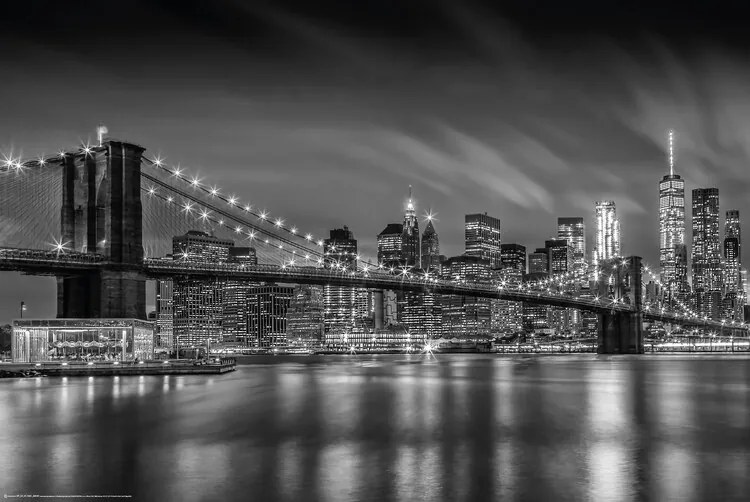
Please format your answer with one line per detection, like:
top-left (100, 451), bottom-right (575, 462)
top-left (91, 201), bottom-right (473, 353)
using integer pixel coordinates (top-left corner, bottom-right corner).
top-left (501, 243), bottom-right (526, 272)
top-left (545, 239), bottom-right (573, 275)
top-left (659, 130), bottom-right (688, 305)
top-left (171, 230), bottom-right (233, 348)
top-left (155, 279), bottom-right (173, 351)
top-left (247, 285), bottom-right (294, 348)
top-left (496, 243), bottom-right (526, 334)
top-left (593, 201), bottom-right (620, 263)
top-left (377, 223), bottom-right (404, 268)
top-left (402, 186), bottom-right (420, 267)
top-left (222, 247), bottom-right (258, 345)
top-left (323, 227), bottom-right (360, 333)
top-left (692, 188), bottom-right (722, 319)
top-left (420, 218), bottom-right (440, 271)
top-left (440, 255), bottom-right (492, 338)
top-left (723, 210), bottom-right (743, 319)
top-left (557, 217), bottom-right (586, 266)
top-left (465, 213), bottom-right (502, 269)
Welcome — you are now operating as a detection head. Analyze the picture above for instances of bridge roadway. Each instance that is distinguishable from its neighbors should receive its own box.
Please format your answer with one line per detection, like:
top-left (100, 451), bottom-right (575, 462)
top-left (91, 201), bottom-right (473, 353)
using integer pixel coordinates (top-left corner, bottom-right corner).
top-left (0, 247), bottom-right (744, 332)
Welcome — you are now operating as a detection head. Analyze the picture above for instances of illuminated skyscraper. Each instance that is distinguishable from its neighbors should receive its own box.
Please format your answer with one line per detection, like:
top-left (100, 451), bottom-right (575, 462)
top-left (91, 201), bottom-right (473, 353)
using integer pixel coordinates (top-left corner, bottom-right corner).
top-left (420, 218), bottom-right (440, 271)
top-left (377, 223), bottom-right (404, 268)
top-left (723, 210), bottom-right (743, 319)
top-left (323, 227), bottom-right (360, 333)
top-left (557, 217), bottom-right (585, 266)
top-left (692, 188), bottom-right (722, 319)
top-left (501, 243), bottom-right (526, 272)
top-left (440, 255), bottom-right (492, 338)
top-left (659, 130), bottom-right (688, 305)
top-left (495, 244), bottom-right (526, 334)
top-left (402, 186), bottom-right (420, 267)
top-left (593, 201), bottom-right (620, 263)
top-left (222, 246), bottom-right (258, 345)
top-left (465, 213), bottom-right (502, 269)
top-left (171, 231), bottom-right (233, 348)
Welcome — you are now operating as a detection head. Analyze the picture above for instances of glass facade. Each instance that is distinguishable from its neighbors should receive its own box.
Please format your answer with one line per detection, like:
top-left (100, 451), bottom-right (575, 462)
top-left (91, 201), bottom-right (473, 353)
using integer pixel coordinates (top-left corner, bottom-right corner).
top-left (12, 319), bottom-right (155, 363)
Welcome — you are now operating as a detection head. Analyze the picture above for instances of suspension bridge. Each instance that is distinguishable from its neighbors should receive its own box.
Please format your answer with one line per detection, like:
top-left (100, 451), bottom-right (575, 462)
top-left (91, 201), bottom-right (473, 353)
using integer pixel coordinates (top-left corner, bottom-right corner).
top-left (0, 136), bottom-right (746, 354)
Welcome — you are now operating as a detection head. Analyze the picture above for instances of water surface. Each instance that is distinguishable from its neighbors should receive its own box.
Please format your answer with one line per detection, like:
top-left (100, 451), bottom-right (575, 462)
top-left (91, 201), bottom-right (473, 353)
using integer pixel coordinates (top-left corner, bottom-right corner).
top-left (1, 354), bottom-right (749, 501)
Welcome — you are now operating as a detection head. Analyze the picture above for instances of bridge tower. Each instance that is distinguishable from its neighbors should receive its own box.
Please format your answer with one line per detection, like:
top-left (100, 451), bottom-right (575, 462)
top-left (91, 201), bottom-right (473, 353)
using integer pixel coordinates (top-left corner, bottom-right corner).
top-left (596, 255), bottom-right (644, 354)
top-left (57, 140), bottom-right (146, 319)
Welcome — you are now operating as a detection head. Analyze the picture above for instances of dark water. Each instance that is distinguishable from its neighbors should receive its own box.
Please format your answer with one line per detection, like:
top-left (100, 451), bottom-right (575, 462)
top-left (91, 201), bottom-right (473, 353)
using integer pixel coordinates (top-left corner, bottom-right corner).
top-left (1, 355), bottom-right (749, 502)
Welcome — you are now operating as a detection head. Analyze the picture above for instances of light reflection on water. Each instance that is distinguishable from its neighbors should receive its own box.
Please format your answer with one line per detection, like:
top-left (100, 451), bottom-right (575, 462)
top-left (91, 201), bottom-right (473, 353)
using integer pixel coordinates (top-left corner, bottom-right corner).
top-left (0, 354), bottom-right (749, 502)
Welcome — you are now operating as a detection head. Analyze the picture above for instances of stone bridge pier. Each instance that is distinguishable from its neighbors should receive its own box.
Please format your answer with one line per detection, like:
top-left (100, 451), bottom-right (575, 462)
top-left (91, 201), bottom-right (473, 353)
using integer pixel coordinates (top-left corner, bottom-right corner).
top-left (57, 141), bottom-right (147, 319)
top-left (596, 256), bottom-right (644, 354)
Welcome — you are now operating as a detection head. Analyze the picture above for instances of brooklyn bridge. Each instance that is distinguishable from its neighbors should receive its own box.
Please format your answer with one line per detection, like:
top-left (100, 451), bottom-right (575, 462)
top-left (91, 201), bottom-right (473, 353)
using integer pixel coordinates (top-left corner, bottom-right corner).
top-left (0, 137), bottom-right (745, 354)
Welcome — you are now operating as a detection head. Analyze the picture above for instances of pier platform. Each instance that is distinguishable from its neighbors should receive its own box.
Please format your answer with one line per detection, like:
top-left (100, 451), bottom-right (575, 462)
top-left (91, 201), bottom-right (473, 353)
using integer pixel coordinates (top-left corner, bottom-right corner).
top-left (0, 358), bottom-right (236, 378)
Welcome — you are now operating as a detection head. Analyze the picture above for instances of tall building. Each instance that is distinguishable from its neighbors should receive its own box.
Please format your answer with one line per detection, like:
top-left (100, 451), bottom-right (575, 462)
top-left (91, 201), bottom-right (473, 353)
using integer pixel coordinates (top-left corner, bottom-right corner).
top-left (528, 250), bottom-right (549, 275)
top-left (723, 210), bottom-right (743, 319)
top-left (402, 186), bottom-right (420, 267)
top-left (557, 217), bottom-right (586, 266)
top-left (501, 243), bottom-right (526, 273)
top-left (222, 247), bottom-right (258, 345)
top-left (593, 201), bottom-right (620, 263)
top-left (545, 239), bottom-right (576, 334)
top-left (692, 188), bottom-right (722, 319)
top-left (659, 130), bottom-right (688, 305)
top-left (377, 223), bottom-right (404, 268)
top-left (155, 279), bottom-right (173, 350)
top-left (440, 255), bottom-right (492, 338)
top-left (172, 231), bottom-right (233, 348)
top-left (247, 285), bottom-right (294, 348)
top-left (421, 219), bottom-right (440, 271)
top-left (323, 227), bottom-right (360, 333)
top-left (286, 285), bottom-right (325, 348)
top-left (545, 239), bottom-right (573, 275)
top-left (494, 246), bottom-right (525, 335)
top-left (465, 213), bottom-right (502, 269)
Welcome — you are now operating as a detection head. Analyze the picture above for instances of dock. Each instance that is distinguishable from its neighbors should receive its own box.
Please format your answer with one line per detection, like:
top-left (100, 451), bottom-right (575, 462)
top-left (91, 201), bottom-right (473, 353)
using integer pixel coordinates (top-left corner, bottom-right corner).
top-left (0, 358), bottom-right (236, 378)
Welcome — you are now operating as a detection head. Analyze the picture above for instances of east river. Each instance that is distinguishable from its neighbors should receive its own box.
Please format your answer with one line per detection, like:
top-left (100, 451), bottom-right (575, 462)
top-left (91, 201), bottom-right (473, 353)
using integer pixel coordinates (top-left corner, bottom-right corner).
top-left (1, 354), bottom-right (749, 501)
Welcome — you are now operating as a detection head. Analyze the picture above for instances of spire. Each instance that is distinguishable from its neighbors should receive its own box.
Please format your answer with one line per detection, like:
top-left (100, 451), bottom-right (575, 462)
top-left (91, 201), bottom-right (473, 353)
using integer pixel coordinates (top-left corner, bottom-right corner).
top-left (407, 184), bottom-right (414, 211)
top-left (668, 129), bottom-right (674, 176)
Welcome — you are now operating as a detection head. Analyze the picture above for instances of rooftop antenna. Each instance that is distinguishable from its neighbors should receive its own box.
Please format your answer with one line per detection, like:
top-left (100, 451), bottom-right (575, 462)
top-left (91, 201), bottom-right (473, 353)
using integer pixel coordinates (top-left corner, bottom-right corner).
top-left (668, 129), bottom-right (674, 176)
top-left (97, 124), bottom-right (109, 147)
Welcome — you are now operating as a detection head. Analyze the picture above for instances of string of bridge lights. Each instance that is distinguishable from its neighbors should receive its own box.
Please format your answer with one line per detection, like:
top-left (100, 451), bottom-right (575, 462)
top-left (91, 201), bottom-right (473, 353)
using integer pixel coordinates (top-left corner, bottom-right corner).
top-left (642, 263), bottom-right (747, 329)
top-left (142, 155), bottom-right (328, 247)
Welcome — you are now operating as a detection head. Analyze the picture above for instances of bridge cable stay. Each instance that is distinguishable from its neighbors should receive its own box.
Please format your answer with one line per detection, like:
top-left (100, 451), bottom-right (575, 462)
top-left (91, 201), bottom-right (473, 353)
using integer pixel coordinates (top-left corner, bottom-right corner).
top-left (140, 162), bottom-right (327, 264)
top-left (141, 183), bottom-right (320, 265)
top-left (0, 161), bottom-right (62, 251)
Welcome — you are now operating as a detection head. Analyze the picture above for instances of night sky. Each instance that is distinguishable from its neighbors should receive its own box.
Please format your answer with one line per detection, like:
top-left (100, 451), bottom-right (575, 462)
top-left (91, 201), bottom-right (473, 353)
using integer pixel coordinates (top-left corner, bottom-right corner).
top-left (2, 0), bottom-right (750, 322)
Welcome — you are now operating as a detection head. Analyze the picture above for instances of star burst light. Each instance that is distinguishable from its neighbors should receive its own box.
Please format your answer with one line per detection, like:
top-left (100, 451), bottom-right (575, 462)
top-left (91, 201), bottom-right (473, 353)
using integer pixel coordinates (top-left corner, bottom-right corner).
top-left (37, 156), bottom-right (46, 167)
top-left (210, 186), bottom-right (219, 196)
top-left (152, 155), bottom-right (164, 167)
top-left (228, 196), bottom-right (237, 205)
top-left (422, 340), bottom-right (436, 359)
top-left (51, 237), bottom-right (69, 254)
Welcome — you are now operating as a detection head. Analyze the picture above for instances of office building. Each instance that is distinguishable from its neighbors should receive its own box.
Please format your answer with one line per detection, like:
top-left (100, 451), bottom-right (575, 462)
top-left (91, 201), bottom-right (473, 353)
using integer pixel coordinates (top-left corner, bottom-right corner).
top-left (286, 285), bottom-right (325, 348)
top-left (557, 217), bottom-right (586, 266)
top-left (723, 210), bottom-right (743, 319)
top-left (377, 223), bottom-right (404, 268)
top-left (222, 247), bottom-right (258, 345)
top-left (155, 279), bottom-right (173, 350)
top-left (421, 219), bottom-right (441, 271)
top-left (247, 285), bottom-right (295, 348)
top-left (692, 188), bottom-right (722, 319)
top-left (171, 231), bottom-right (233, 348)
top-left (593, 201), bottom-right (620, 263)
top-left (402, 186), bottom-right (420, 267)
top-left (323, 227), bottom-right (360, 333)
top-left (659, 130), bottom-right (689, 305)
top-left (440, 255), bottom-right (492, 338)
top-left (501, 243), bottom-right (526, 272)
top-left (465, 213), bottom-right (502, 269)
